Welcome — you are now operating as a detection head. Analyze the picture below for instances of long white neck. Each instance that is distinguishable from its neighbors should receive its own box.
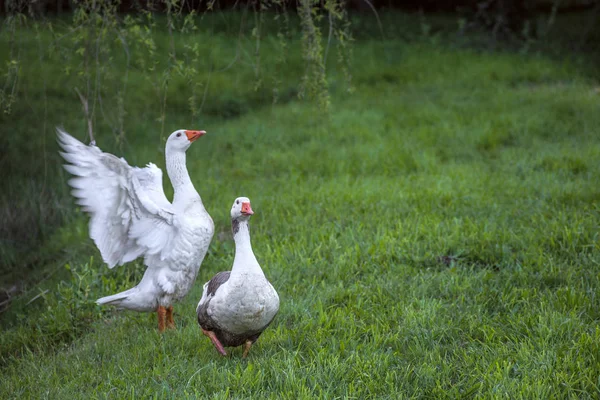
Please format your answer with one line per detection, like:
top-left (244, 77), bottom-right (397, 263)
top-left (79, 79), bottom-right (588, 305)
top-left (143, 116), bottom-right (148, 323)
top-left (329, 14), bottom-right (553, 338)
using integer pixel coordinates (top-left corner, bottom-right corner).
top-left (231, 219), bottom-right (263, 276)
top-left (165, 147), bottom-right (199, 205)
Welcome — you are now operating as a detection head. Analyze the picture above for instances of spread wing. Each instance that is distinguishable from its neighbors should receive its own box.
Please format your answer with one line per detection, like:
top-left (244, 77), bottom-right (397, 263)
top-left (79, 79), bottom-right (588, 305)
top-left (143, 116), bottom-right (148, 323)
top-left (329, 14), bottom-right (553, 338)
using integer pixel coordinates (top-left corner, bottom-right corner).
top-left (57, 128), bottom-right (178, 268)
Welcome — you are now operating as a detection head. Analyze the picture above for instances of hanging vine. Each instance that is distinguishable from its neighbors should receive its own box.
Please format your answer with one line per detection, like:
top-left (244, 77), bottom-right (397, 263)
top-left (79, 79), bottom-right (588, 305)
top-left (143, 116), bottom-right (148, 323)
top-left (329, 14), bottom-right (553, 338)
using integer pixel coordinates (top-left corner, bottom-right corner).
top-left (272, 0), bottom-right (291, 105)
top-left (322, 0), bottom-right (354, 95)
top-left (1, 1), bottom-right (30, 115)
top-left (1, 0), bottom-right (356, 125)
top-left (69, 0), bottom-right (123, 144)
top-left (298, 0), bottom-right (330, 112)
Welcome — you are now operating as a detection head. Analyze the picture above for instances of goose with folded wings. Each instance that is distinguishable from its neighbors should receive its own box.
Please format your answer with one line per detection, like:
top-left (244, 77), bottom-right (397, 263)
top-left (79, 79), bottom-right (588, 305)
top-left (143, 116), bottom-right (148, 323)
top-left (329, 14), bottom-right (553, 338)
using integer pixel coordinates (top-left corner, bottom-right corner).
top-left (57, 128), bottom-right (214, 332)
top-left (197, 197), bottom-right (279, 358)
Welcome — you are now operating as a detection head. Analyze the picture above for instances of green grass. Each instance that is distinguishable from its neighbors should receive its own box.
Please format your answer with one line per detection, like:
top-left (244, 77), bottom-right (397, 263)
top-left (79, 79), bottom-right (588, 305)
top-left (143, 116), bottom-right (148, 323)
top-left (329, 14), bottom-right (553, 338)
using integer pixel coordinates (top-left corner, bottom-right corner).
top-left (1, 10), bottom-right (600, 398)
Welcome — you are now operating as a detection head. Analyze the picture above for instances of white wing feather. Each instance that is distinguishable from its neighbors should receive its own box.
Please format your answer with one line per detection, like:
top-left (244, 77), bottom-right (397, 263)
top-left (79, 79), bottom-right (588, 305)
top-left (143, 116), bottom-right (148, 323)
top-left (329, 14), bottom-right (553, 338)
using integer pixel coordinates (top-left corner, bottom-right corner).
top-left (57, 128), bottom-right (177, 268)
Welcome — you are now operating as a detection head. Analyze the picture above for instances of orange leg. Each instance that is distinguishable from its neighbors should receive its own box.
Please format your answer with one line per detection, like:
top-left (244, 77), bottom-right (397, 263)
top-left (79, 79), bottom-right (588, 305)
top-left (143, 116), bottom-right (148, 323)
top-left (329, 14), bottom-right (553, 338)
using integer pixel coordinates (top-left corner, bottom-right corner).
top-left (242, 340), bottom-right (253, 359)
top-left (157, 306), bottom-right (166, 333)
top-left (166, 306), bottom-right (175, 329)
top-left (202, 329), bottom-right (227, 356)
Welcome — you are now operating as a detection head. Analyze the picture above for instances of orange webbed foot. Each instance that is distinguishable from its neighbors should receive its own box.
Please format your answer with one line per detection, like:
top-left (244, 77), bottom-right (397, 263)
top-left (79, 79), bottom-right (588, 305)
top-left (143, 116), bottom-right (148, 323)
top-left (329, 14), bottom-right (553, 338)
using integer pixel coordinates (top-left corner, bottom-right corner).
top-left (157, 306), bottom-right (167, 333)
top-left (166, 306), bottom-right (176, 330)
top-left (202, 329), bottom-right (227, 356)
top-left (242, 340), bottom-right (253, 359)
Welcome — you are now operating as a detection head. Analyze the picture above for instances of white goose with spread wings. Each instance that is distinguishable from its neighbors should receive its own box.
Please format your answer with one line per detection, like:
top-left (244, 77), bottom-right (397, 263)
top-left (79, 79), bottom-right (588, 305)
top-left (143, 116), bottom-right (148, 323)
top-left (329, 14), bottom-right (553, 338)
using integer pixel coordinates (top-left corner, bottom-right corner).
top-left (57, 128), bottom-right (214, 331)
top-left (197, 197), bottom-right (279, 358)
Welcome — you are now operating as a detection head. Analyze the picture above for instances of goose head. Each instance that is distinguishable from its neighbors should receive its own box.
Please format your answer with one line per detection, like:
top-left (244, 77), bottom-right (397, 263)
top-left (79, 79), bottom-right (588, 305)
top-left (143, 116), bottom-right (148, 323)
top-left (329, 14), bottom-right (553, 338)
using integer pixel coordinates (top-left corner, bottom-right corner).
top-left (231, 197), bottom-right (254, 221)
top-left (166, 129), bottom-right (206, 152)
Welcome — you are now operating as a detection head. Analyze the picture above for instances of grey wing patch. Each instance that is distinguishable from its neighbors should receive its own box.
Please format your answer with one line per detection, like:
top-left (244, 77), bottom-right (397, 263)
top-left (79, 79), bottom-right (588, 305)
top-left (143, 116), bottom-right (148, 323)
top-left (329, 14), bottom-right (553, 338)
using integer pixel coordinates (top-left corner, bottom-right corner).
top-left (206, 271), bottom-right (231, 296)
top-left (197, 271), bottom-right (230, 331)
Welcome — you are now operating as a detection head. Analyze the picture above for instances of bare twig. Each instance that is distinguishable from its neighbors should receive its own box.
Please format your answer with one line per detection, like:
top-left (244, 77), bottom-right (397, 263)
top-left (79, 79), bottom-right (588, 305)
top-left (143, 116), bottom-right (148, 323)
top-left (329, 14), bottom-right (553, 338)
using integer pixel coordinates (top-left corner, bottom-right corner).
top-left (577, 1), bottom-right (600, 51)
top-left (253, 0), bottom-right (261, 80)
top-left (361, 0), bottom-right (385, 40)
top-left (74, 87), bottom-right (95, 145)
top-left (26, 289), bottom-right (49, 306)
top-left (545, 0), bottom-right (562, 35)
top-left (166, 1), bottom-right (177, 62)
top-left (324, 8), bottom-right (334, 68)
top-left (198, 65), bottom-right (213, 116)
top-left (113, 26), bottom-right (130, 143)
top-left (218, 2), bottom-right (250, 72)
top-left (92, 23), bottom-right (103, 143)
top-left (97, 93), bottom-right (116, 136)
top-left (0, 298), bottom-right (11, 309)
top-left (0, 285), bottom-right (20, 312)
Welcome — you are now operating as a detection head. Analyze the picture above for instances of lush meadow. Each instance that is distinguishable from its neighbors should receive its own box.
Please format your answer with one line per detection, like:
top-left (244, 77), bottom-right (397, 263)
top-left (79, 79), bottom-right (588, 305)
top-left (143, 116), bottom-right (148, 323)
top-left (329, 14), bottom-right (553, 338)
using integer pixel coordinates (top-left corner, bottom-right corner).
top-left (1, 10), bottom-right (599, 398)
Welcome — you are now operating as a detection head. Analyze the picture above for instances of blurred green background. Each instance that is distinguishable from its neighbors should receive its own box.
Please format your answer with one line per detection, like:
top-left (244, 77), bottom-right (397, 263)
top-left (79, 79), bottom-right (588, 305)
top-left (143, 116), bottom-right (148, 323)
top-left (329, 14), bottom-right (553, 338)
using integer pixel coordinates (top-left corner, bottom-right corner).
top-left (1, 1), bottom-right (599, 397)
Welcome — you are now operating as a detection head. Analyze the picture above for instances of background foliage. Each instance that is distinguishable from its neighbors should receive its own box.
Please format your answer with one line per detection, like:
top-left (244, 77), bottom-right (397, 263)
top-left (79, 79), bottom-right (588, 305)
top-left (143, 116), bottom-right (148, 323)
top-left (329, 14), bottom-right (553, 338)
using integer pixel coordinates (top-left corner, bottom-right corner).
top-left (0, 1), bottom-right (599, 398)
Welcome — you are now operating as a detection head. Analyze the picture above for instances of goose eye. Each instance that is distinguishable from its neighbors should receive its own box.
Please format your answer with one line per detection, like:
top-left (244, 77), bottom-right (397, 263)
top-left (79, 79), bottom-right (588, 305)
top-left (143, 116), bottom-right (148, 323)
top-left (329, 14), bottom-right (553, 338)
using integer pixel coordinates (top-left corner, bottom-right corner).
top-left (236, 200), bottom-right (239, 205)
top-left (176, 132), bottom-right (181, 137)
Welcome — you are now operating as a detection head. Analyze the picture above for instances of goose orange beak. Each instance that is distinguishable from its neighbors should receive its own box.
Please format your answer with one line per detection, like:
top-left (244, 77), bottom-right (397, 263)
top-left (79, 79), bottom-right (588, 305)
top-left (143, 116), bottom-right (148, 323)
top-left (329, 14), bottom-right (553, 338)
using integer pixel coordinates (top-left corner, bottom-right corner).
top-left (185, 130), bottom-right (206, 142)
top-left (241, 202), bottom-right (254, 215)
